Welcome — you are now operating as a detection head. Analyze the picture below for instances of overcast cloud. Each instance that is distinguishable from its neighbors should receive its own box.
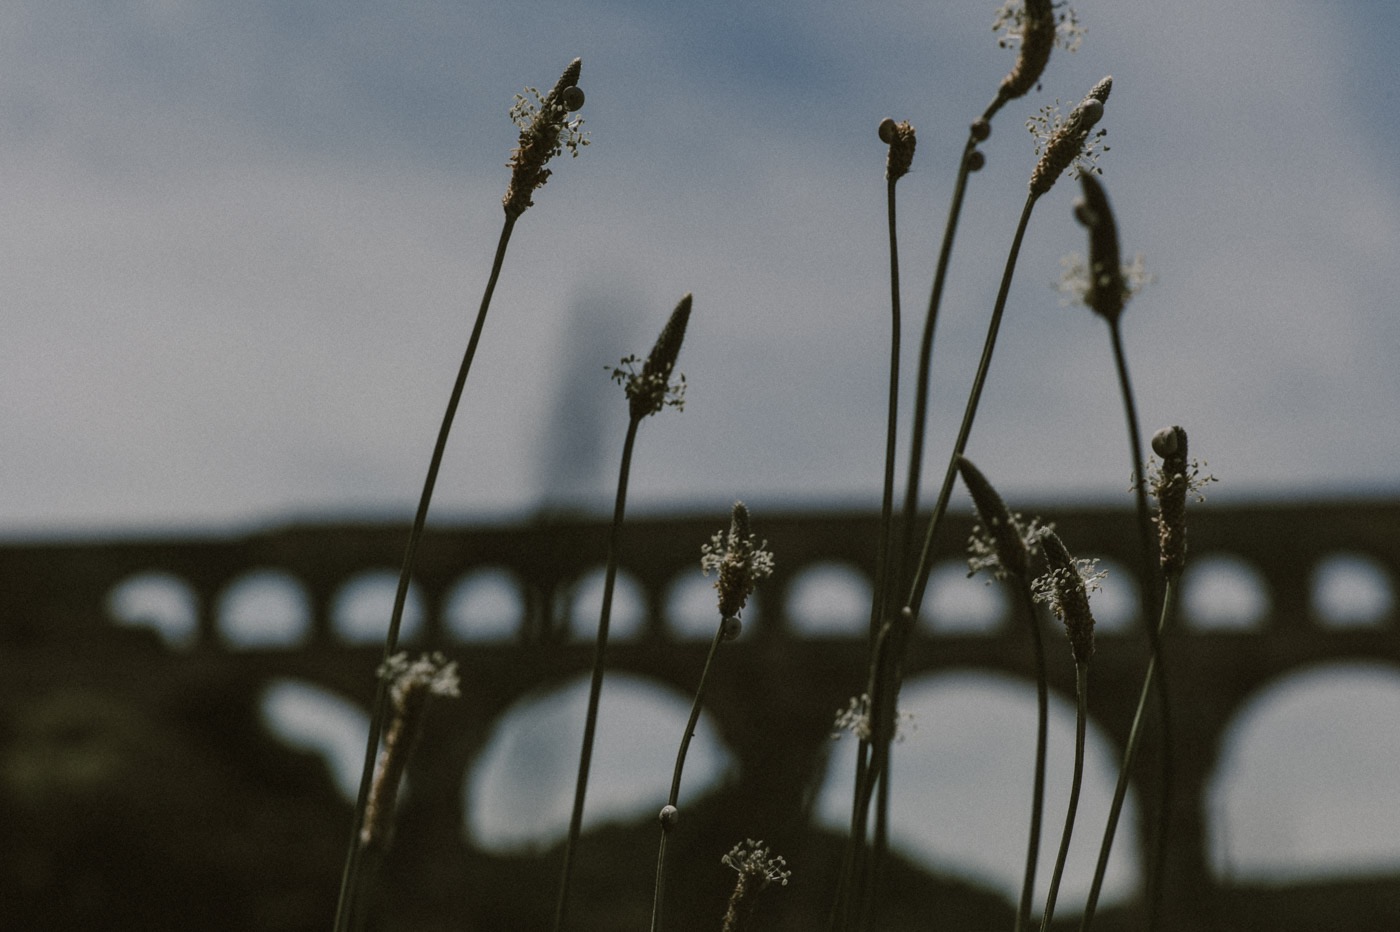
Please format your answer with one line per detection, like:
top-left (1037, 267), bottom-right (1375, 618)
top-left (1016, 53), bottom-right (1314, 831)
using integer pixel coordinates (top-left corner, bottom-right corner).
top-left (2, 1), bottom-right (1398, 533)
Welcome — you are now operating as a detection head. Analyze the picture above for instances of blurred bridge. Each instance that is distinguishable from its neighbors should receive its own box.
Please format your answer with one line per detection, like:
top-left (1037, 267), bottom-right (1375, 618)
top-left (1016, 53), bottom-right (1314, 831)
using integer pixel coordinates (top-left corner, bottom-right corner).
top-left (3, 501), bottom-right (1399, 930)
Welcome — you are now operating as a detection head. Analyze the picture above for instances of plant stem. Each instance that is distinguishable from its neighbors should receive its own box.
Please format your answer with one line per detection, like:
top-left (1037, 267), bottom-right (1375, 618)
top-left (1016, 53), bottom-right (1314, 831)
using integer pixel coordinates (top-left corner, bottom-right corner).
top-left (1015, 585), bottom-right (1050, 932)
top-left (1041, 661), bottom-right (1090, 932)
top-left (897, 136), bottom-right (980, 600)
top-left (1080, 572), bottom-right (1180, 931)
top-left (1107, 319), bottom-right (1173, 932)
top-left (552, 413), bottom-right (642, 932)
top-left (331, 212), bottom-right (518, 932)
top-left (905, 191), bottom-right (1039, 615)
top-left (650, 616), bottom-right (729, 932)
top-left (833, 162), bottom-right (908, 932)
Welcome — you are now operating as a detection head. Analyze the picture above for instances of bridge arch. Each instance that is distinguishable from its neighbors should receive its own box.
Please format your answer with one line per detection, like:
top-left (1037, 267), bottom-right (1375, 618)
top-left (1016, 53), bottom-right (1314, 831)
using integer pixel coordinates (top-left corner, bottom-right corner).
top-left (815, 669), bottom-right (1143, 913)
top-left (463, 671), bottom-right (736, 851)
top-left (1208, 660), bottom-right (1400, 883)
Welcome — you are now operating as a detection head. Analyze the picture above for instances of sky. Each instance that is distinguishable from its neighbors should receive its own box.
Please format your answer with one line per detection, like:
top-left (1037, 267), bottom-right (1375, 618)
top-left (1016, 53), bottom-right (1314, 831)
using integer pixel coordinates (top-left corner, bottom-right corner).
top-left (4, 0), bottom-right (1400, 535)
top-left (14, 0), bottom-right (1400, 913)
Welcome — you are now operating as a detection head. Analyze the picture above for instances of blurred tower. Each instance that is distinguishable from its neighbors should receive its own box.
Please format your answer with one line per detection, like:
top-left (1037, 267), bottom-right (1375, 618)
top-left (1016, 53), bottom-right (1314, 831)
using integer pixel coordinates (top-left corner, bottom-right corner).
top-left (534, 285), bottom-right (644, 513)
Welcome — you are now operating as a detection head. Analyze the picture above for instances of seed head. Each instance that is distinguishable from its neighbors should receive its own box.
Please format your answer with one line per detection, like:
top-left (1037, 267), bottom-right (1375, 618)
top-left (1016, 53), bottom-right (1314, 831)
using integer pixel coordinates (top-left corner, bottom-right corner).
top-left (1147, 426), bottom-right (1216, 577)
top-left (994, 0), bottom-right (1055, 103)
top-left (879, 118), bottom-right (917, 182)
top-left (721, 838), bottom-right (791, 931)
top-left (958, 456), bottom-right (1041, 581)
top-left (360, 652), bottom-right (460, 851)
top-left (503, 58), bottom-right (589, 218)
top-left (1031, 531), bottom-right (1101, 664)
top-left (1027, 77), bottom-right (1112, 197)
top-left (611, 294), bottom-right (691, 420)
top-left (701, 501), bottom-right (775, 619)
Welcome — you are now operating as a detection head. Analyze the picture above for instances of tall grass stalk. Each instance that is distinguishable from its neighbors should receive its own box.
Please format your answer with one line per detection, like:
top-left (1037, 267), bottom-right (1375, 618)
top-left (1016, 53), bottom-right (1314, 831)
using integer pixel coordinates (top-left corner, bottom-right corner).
top-left (1072, 171), bottom-right (1173, 928)
top-left (1040, 661), bottom-right (1088, 931)
top-left (651, 504), bottom-right (771, 932)
top-left (829, 117), bottom-right (913, 932)
top-left (554, 296), bottom-right (692, 931)
top-left (1033, 528), bottom-right (1100, 931)
top-left (332, 59), bottom-right (587, 932)
top-left (1081, 425), bottom-right (1208, 930)
top-left (1080, 575), bottom-right (1177, 931)
top-left (333, 214), bottom-right (516, 932)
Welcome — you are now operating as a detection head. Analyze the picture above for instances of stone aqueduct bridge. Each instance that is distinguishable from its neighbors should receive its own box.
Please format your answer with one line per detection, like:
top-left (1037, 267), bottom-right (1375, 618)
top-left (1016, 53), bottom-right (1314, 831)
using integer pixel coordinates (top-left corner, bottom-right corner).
top-left (5, 500), bottom-right (1400, 928)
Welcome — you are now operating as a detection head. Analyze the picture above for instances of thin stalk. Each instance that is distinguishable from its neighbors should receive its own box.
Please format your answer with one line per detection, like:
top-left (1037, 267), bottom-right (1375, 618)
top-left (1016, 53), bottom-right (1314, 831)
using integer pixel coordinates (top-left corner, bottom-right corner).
top-left (1107, 320), bottom-right (1173, 932)
top-left (650, 617), bottom-right (728, 932)
top-left (1041, 661), bottom-right (1090, 931)
top-left (833, 160), bottom-right (907, 932)
top-left (553, 414), bottom-right (643, 932)
top-left (1015, 585), bottom-right (1050, 932)
top-left (332, 212), bottom-right (518, 932)
top-left (897, 136), bottom-right (980, 597)
top-left (1080, 573), bottom-right (1180, 930)
top-left (855, 190), bottom-right (1041, 928)
top-left (905, 191), bottom-right (1040, 615)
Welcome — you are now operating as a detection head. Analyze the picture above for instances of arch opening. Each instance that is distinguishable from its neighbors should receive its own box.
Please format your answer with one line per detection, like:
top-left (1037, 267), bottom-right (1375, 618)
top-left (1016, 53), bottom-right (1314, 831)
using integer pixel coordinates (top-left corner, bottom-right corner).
top-left (332, 570), bottom-right (425, 644)
top-left (445, 567), bottom-right (525, 642)
top-left (218, 569), bottom-right (311, 647)
top-left (464, 673), bottom-right (735, 851)
top-left (816, 670), bottom-right (1141, 913)
top-left (787, 562), bottom-right (870, 636)
top-left (1209, 662), bottom-right (1400, 882)
top-left (106, 572), bottom-right (199, 648)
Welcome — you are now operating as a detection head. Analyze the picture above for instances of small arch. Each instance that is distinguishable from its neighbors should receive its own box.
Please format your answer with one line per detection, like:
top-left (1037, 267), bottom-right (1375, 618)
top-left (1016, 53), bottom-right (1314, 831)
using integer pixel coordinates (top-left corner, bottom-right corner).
top-left (445, 568), bottom-right (525, 642)
top-left (922, 560), bottom-right (1009, 634)
top-left (217, 569), bottom-right (312, 648)
top-left (464, 673), bottom-right (735, 851)
top-left (816, 671), bottom-right (1141, 912)
top-left (561, 566), bottom-right (648, 641)
top-left (1209, 663), bottom-right (1400, 881)
top-left (260, 678), bottom-right (369, 801)
top-left (665, 571), bottom-right (759, 640)
top-left (1180, 554), bottom-right (1270, 630)
top-left (1310, 553), bottom-right (1394, 628)
top-left (1085, 557), bottom-right (1140, 633)
top-left (332, 570), bottom-right (425, 644)
top-left (106, 572), bottom-right (199, 648)
top-left (786, 562), bottom-right (870, 636)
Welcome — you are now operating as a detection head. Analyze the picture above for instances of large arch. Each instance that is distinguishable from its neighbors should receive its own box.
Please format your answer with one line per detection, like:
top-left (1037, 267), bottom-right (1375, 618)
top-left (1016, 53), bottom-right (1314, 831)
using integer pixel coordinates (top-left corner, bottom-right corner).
top-left (815, 670), bottom-right (1143, 915)
top-left (1208, 661), bottom-right (1400, 882)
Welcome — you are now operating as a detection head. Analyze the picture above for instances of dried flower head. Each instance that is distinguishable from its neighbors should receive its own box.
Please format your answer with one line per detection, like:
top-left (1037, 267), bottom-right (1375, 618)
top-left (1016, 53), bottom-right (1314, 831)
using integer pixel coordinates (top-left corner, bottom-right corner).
top-left (503, 58), bottom-right (588, 218)
top-left (994, 0), bottom-right (1085, 54)
top-left (958, 456), bottom-right (1045, 581)
top-left (379, 650), bottom-right (462, 709)
top-left (360, 652), bottom-right (461, 850)
top-left (993, 0), bottom-right (1054, 104)
top-left (1027, 76), bottom-right (1112, 197)
top-left (1031, 531), bottom-right (1101, 664)
top-left (611, 294), bottom-right (691, 420)
top-left (701, 501), bottom-right (775, 618)
top-left (879, 118), bottom-right (917, 182)
top-left (1056, 253), bottom-right (1152, 313)
top-left (831, 692), bottom-right (914, 743)
top-left (1146, 425), bottom-right (1216, 576)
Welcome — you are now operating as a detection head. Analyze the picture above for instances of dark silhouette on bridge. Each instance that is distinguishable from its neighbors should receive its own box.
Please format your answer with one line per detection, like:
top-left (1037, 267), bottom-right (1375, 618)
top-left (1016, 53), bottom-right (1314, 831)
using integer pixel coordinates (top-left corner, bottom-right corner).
top-left (3, 500), bottom-right (1399, 930)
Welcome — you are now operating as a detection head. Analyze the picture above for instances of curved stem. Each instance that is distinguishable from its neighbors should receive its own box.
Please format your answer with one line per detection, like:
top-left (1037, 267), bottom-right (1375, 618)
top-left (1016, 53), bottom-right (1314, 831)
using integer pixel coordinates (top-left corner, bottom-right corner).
top-left (1015, 584), bottom-right (1050, 932)
top-left (651, 617), bottom-right (729, 932)
top-left (1081, 573), bottom-right (1180, 931)
top-left (1108, 320), bottom-right (1173, 931)
top-left (332, 212), bottom-right (518, 932)
top-left (904, 192), bottom-right (1040, 616)
top-left (898, 136), bottom-right (979, 597)
top-left (553, 414), bottom-right (643, 932)
top-left (1041, 662), bottom-right (1090, 932)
